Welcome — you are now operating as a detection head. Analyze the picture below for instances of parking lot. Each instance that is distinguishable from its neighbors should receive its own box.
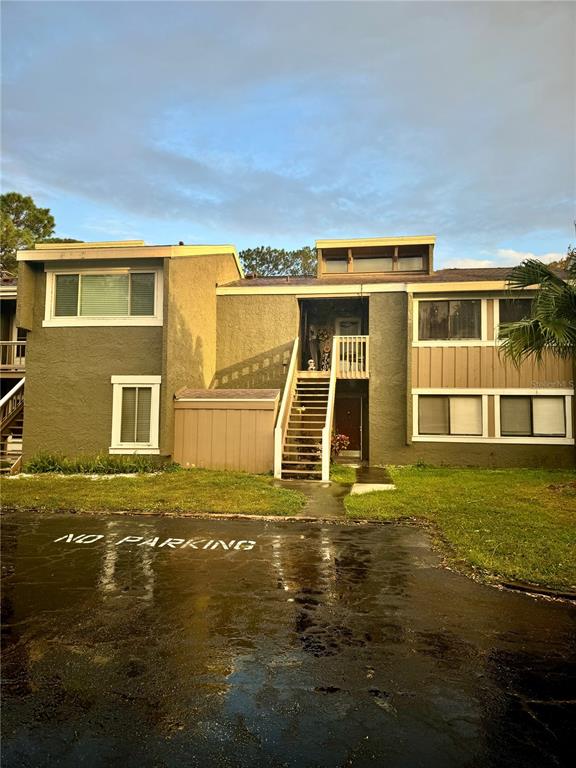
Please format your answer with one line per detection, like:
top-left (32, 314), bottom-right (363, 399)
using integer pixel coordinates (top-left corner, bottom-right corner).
top-left (2, 513), bottom-right (574, 767)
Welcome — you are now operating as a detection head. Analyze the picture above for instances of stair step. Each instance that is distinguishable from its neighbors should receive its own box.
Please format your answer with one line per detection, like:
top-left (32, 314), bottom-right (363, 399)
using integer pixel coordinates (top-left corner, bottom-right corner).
top-left (281, 470), bottom-right (322, 476)
top-left (286, 428), bottom-right (323, 433)
top-left (282, 460), bottom-right (321, 465)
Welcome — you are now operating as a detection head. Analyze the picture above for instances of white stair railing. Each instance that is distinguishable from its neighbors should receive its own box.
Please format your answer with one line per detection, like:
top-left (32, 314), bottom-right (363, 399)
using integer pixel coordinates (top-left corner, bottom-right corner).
top-left (334, 335), bottom-right (369, 378)
top-left (321, 337), bottom-right (338, 482)
top-left (274, 338), bottom-right (299, 479)
top-left (0, 377), bottom-right (25, 429)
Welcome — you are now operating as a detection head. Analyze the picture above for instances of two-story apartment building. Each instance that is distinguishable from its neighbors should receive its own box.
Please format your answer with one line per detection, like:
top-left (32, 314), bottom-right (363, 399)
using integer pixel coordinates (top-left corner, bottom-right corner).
top-left (5, 235), bottom-right (574, 478)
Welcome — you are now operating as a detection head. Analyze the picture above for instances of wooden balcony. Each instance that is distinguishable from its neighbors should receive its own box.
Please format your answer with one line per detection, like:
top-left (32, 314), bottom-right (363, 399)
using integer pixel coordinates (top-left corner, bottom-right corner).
top-left (334, 335), bottom-right (369, 379)
top-left (0, 341), bottom-right (26, 371)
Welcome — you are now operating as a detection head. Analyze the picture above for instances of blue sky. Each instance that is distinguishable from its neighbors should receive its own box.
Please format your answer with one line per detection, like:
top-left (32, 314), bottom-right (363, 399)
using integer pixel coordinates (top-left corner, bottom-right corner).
top-left (1, 1), bottom-right (574, 268)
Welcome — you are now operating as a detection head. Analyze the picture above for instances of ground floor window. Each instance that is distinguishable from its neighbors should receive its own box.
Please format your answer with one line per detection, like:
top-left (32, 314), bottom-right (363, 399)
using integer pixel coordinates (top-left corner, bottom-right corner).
top-left (418, 395), bottom-right (483, 436)
top-left (413, 390), bottom-right (572, 444)
top-left (110, 376), bottom-right (161, 454)
top-left (500, 395), bottom-right (566, 437)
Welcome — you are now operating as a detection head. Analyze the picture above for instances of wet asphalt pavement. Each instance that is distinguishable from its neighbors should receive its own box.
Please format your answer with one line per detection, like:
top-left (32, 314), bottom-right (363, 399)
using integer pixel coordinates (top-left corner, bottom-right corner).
top-left (1, 513), bottom-right (575, 768)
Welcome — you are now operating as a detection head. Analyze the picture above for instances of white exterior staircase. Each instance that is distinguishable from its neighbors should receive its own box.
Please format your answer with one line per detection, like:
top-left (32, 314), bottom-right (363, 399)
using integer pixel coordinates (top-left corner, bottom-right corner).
top-left (280, 375), bottom-right (330, 479)
top-left (1, 378), bottom-right (25, 474)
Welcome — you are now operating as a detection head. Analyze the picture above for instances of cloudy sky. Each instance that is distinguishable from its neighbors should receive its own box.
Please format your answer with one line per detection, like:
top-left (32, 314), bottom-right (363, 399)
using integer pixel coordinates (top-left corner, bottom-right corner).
top-left (2, 0), bottom-right (574, 267)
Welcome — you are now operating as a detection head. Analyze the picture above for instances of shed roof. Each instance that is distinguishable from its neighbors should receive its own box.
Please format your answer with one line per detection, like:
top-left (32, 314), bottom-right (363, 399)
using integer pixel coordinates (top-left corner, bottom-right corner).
top-left (175, 388), bottom-right (280, 401)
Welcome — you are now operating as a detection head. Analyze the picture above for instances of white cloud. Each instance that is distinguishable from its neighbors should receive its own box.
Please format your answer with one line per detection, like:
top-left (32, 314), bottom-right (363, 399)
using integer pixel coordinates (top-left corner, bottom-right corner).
top-left (495, 249), bottom-right (566, 264)
top-left (443, 258), bottom-right (497, 269)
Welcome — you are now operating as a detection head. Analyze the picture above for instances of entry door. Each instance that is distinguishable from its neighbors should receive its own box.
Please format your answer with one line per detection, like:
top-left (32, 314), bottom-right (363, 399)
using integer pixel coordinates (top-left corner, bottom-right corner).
top-left (335, 317), bottom-right (361, 335)
top-left (334, 397), bottom-right (362, 452)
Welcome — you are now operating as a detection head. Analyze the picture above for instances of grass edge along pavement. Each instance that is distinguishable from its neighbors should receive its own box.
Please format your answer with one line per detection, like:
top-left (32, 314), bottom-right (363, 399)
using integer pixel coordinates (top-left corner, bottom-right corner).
top-left (342, 465), bottom-right (576, 592)
top-left (0, 467), bottom-right (306, 517)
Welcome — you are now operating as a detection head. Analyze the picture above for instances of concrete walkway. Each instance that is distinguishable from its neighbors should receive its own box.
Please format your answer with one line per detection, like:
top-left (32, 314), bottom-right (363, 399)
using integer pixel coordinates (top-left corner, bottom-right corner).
top-left (276, 479), bottom-right (349, 519)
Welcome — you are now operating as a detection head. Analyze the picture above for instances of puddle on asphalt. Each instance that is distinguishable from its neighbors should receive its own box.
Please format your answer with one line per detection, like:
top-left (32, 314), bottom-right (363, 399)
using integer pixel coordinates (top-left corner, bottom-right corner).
top-left (1, 513), bottom-right (574, 768)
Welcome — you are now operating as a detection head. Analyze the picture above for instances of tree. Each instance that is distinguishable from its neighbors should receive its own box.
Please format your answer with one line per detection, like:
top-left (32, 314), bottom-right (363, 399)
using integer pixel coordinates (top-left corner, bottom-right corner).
top-left (239, 246), bottom-right (317, 277)
top-left (1, 192), bottom-right (55, 273)
top-left (498, 247), bottom-right (576, 364)
top-left (38, 237), bottom-right (83, 245)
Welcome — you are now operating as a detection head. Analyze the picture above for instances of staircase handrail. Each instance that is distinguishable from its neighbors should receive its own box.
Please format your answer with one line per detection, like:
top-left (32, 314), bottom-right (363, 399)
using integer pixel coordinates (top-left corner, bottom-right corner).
top-left (0, 377), bottom-right (25, 427)
top-left (274, 338), bottom-right (299, 478)
top-left (321, 337), bottom-right (338, 482)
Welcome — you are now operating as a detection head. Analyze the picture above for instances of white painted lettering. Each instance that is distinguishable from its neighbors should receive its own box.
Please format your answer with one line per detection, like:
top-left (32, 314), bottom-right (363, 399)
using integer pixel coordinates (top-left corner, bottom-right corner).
top-left (74, 534), bottom-right (104, 544)
top-left (158, 538), bottom-right (186, 548)
top-left (115, 536), bottom-right (144, 546)
top-left (53, 534), bottom-right (74, 543)
top-left (138, 537), bottom-right (160, 547)
top-left (180, 539), bottom-right (206, 549)
top-left (234, 540), bottom-right (256, 551)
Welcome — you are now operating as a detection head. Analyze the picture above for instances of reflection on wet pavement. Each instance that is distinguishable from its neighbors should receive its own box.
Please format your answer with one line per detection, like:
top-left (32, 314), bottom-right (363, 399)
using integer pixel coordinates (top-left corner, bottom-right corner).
top-left (1, 514), bottom-right (575, 767)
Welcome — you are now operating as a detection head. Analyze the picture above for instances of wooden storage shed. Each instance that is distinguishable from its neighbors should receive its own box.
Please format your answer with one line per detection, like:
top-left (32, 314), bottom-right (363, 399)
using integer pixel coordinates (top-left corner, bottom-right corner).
top-left (173, 389), bottom-right (280, 473)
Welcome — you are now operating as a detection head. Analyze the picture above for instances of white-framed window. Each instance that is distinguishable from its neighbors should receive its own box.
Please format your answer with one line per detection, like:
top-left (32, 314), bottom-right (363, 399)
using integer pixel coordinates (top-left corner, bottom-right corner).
top-left (417, 395), bottom-right (485, 438)
top-left (497, 395), bottom-right (568, 439)
top-left (412, 388), bottom-right (573, 444)
top-left (43, 267), bottom-right (163, 327)
top-left (493, 296), bottom-right (534, 341)
top-left (413, 297), bottom-right (488, 346)
top-left (110, 376), bottom-right (161, 454)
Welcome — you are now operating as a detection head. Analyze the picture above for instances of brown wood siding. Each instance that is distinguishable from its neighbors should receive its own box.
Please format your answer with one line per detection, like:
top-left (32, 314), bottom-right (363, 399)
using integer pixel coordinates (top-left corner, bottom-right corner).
top-left (413, 347), bottom-right (572, 389)
top-left (173, 399), bottom-right (278, 473)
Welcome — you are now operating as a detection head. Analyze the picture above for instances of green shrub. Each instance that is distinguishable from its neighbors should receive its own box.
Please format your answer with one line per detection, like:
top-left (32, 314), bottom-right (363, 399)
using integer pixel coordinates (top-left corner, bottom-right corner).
top-left (24, 452), bottom-right (181, 475)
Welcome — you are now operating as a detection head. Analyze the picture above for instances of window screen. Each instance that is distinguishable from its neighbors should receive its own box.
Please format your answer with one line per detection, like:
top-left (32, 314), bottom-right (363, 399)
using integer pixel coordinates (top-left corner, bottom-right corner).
top-left (450, 397), bottom-right (482, 435)
top-left (324, 259), bottom-right (348, 274)
top-left (80, 275), bottom-right (129, 316)
top-left (54, 274), bottom-right (79, 316)
top-left (419, 396), bottom-right (449, 434)
top-left (354, 257), bottom-right (393, 273)
top-left (120, 386), bottom-right (152, 443)
top-left (532, 397), bottom-right (565, 436)
top-left (419, 300), bottom-right (481, 340)
top-left (419, 395), bottom-right (482, 435)
top-left (397, 256), bottom-right (424, 271)
top-left (53, 272), bottom-right (155, 317)
top-left (499, 298), bottom-right (532, 324)
top-left (500, 396), bottom-right (531, 436)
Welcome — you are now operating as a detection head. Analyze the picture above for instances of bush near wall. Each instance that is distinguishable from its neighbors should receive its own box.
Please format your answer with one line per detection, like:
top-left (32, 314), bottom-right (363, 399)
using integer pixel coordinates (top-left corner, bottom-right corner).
top-left (24, 453), bottom-right (180, 475)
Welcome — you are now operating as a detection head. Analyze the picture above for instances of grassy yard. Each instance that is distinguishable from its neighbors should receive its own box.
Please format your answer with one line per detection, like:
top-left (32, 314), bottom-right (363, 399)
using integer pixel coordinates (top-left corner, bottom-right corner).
top-left (0, 468), bottom-right (306, 516)
top-left (344, 466), bottom-right (576, 590)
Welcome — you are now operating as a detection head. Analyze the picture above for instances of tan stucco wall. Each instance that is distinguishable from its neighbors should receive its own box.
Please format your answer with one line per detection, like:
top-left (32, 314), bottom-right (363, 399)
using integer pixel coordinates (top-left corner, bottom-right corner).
top-left (368, 292), bottom-right (410, 461)
top-left (15, 261), bottom-right (36, 331)
top-left (160, 253), bottom-right (240, 453)
top-left (22, 271), bottom-right (163, 460)
top-left (214, 294), bottom-right (299, 389)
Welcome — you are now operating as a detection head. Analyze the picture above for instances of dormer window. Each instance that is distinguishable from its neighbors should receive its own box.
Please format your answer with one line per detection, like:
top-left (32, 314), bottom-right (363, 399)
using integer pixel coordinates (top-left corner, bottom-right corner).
top-left (317, 237), bottom-right (433, 277)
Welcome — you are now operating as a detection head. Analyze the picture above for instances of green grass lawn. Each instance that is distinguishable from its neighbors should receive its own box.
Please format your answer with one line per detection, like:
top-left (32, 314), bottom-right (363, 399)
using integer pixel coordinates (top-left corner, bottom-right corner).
top-left (344, 466), bottom-right (576, 590)
top-left (1, 468), bottom-right (306, 516)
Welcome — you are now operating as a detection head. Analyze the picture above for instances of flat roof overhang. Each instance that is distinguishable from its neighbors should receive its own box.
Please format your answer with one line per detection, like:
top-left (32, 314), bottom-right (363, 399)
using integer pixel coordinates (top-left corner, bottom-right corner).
top-left (316, 235), bottom-right (436, 250)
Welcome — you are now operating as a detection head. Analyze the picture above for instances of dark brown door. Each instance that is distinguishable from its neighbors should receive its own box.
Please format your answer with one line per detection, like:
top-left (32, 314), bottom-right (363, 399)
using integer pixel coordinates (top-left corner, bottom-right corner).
top-left (334, 397), bottom-right (362, 451)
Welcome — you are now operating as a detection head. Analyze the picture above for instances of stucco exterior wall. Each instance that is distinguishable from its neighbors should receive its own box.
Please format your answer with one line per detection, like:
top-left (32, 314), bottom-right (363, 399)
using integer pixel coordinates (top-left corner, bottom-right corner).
top-left (22, 270), bottom-right (163, 460)
top-left (160, 253), bottom-right (241, 454)
top-left (368, 292), bottom-right (409, 463)
top-left (214, 294), bottom-right (299, 389)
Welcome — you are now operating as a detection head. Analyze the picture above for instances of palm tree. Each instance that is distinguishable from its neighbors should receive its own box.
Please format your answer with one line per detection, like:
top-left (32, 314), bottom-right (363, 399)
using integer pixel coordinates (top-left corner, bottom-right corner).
top-left (498, 248), bottom-right (576, 364)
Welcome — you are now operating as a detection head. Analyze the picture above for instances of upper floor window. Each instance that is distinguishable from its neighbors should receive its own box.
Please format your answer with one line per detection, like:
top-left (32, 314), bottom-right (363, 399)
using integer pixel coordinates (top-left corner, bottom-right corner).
top-left (44, 268), bottom-right (163, 327)
top-left (418, 299), bottom-right (481, 340)
top-left (498, 298), bottom-right (532, 324)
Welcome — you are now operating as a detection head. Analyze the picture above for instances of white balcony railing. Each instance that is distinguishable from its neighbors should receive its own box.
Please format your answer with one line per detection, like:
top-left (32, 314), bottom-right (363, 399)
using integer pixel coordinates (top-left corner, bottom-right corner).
top-left (334, 335), bottom-right (369, 379)
top-left (0, 341), bottom-right (26, 369)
